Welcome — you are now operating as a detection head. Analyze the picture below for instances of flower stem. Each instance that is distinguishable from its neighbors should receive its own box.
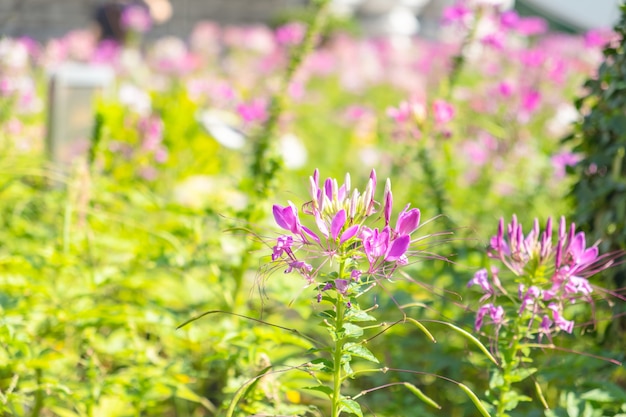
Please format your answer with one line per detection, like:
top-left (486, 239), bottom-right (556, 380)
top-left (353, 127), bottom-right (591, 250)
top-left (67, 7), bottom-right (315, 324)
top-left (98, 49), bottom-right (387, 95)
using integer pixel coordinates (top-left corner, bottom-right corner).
top-left (332, 259), bottom-right (348, 417)
top-left (495, 317), bottom-right (523, 417)
top-left (332, 293), bottom-right (346, 417)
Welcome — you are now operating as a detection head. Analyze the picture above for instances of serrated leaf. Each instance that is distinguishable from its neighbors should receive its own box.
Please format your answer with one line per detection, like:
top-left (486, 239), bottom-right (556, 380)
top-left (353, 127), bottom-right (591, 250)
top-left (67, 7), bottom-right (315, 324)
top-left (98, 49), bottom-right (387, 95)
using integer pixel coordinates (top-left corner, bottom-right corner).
top-left (343, 323), bottom-right (363, 338)
top-left (340, 398), bottom-right (363, 417)
top-left (309, 358), bottom-right (334, 373)
top-left (343, 342), bottom-right (379, 363)
top-left (345, 309), bottom-right (376, 322)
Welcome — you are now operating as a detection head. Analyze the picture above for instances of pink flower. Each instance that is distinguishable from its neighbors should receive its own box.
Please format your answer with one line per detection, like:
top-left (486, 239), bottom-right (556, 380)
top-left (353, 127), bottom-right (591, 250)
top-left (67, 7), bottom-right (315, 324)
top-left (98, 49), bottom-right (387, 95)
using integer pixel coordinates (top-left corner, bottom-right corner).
top-left (433, 99), bottom-right (455, 124)
top-left (551, 151), bottom-right (581, 179)
top-left (499, 10), bottom-right (519, 29)
top-left (236, 98), bottom-right (268, 123)
top-left (121, 5), bottom-right (152, 33)
top-left (442, 4), bottom-right (472, 25)
top-left (275, 22), bottom-right (306, 46)
top-left (515, 17), bottom-right (548, 36)
top-left (521, 89), bottom-right (541, 114)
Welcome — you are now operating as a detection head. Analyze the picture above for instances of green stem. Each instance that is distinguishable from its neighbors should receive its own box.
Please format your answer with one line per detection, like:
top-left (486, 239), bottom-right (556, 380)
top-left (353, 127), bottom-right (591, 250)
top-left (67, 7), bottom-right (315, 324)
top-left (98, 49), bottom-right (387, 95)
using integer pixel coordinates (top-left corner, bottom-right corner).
top-left (30, 369), bottom-right (43, 417)
top-left (332, 293), bottom-right (346, 417)
top-left (250, 0), bottom-right (331, 198)
top-left (495, 316), bottom-right (524, 417)
top-left (331, 259), bottom-right (348, 417)
top-left (416, 146), bottom-right (454, 230)
top-left (448, 7), bottom-right (483, 93)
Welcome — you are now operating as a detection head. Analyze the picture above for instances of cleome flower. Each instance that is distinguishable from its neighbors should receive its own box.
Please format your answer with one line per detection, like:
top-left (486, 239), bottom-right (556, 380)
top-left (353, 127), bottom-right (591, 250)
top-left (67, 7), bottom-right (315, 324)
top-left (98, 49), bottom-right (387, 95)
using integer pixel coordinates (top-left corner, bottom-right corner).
top-left (469, 215), bottom-right (619, 336)
top-left (269, 169), bottom-right (425, 295)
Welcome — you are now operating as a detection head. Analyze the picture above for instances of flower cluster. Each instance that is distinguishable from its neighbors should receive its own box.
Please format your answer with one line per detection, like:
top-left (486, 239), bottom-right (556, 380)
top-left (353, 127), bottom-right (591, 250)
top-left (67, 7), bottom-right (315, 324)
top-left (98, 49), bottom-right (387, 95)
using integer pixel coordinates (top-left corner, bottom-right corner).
top-left (270, 169), bottom-right (423, 295)
top-left (469, 215), bottom-right (616, 338)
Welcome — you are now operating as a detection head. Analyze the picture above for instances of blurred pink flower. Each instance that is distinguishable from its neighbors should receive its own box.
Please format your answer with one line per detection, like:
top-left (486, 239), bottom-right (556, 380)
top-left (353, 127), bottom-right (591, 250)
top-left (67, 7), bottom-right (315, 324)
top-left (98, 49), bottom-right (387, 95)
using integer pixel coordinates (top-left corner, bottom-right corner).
top-left (551, 151), bottom-right (581, 179)
top-left (121, 5), bottom-right (152, 33)
top-left (519, 48), bottom-right (546, 67)
top-left (515, 16), bottom-right (548, 36)
top-left (521, 89), bottom-right (541, 114)
top-left (433, 99), bottom-right (455, 124)
top-left (499, 10), bottom-right (519, 29)
top-left (442, 4), bottom-right (472, 25)
top-left (481, 31), bottom-right (506, 50)
top-left (497, 81), bottom-right (514, 98)
top-left (236, 98), bottom-right (268, 123)
top-left (139, 115), bottom-right (164, 152)
top-left (275, 22), bottom-right (306, 46)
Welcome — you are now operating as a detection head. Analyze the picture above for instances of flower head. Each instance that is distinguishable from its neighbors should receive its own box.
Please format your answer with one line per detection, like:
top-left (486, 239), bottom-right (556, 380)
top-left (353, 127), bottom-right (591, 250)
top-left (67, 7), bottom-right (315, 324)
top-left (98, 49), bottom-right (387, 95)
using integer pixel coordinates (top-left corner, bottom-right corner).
top-left (269, 169), bottom-right (427, 291)
top-left (472, 215), bottom-right (620, 337)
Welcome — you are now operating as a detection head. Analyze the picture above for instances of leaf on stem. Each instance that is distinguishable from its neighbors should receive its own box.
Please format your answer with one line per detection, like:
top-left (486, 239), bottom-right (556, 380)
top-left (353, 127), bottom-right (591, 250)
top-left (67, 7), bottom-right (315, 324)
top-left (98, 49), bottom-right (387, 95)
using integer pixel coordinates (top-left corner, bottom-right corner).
top-left (343, 343), bottom-right (379, 363)
top-left (345, 309), bottom-right (376, 322)
top-left (304, 385), bottom-right (333, 397)
top-left (340, 398), bottom-right (364, 417)
top-left (343, 323), bottom-right (364, 338)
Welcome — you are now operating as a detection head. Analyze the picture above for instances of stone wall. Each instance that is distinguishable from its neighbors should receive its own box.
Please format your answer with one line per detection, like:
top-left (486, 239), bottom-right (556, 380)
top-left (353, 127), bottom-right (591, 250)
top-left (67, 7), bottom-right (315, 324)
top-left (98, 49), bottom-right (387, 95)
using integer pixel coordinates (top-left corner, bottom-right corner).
top-left (0, 0), bottom-right (305, 41)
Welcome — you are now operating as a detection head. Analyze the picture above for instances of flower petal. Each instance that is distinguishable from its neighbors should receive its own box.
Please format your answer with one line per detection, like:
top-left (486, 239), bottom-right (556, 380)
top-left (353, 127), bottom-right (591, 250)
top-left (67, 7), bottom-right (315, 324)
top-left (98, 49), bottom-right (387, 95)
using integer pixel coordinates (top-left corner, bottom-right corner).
top-left (340, 224), bottom-right (359, 244)
top-left (385, 235), bottom-right (410, 261)
top-left (331, 209), bottom-right (346, 240)
top-left (396, 206), bottom-right (420, 236)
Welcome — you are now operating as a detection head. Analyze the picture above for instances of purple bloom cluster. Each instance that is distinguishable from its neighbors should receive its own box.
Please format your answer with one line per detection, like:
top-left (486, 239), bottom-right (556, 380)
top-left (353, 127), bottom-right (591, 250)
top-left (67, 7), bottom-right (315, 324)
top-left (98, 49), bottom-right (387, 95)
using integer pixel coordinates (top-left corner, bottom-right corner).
top-left (270, 169), bottom-right (422, 292)
top-left (469, 215), bottom-right (616, 337)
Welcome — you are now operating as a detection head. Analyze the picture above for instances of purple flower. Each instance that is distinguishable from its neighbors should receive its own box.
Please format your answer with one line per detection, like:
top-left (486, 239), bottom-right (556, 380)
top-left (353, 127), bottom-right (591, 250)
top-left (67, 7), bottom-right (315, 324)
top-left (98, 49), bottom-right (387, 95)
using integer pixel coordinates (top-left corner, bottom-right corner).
top-left (468, 269), bottom-right (492, 293)
top-left (479, 215), bottom-right (623, 340)
top-left (361, 226), bottom-right (410, 272)
top-left (272, 235), bottom-right (294, 261)
top-left (548, 304), bottom-right (574, 334)
top-left (475, 303), bottom-right (505, 331)
top-left (269, 169), bottom-right (426, 288)
top-left (395, 204), bottom-right (421, 237)
top-left (334, 279), bottom-right (350, 294)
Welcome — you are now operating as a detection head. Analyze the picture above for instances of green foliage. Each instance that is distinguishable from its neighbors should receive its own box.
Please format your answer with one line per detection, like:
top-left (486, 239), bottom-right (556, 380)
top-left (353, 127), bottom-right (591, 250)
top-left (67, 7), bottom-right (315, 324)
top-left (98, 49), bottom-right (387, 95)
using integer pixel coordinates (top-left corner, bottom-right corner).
top-left (569, 5), bottom-right (626, 289)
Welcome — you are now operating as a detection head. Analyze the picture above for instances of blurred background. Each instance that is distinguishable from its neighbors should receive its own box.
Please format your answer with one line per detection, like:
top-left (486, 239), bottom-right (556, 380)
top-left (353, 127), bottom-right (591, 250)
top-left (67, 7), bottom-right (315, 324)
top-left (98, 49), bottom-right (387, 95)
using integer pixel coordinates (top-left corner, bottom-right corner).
top-left (0, 0), bottom-right (620, 42)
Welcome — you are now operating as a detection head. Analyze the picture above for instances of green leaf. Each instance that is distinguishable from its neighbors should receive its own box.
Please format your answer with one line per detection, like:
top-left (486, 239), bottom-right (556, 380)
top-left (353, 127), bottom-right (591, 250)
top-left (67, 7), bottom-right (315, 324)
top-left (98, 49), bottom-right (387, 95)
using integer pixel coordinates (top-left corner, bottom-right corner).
top-left (340, 398), bottom-right (363, 417)
top-left (304, 385), bottom-right (333, 397)
top-left (48, 407), bottom-right (81, 417)
top-left (343, 342), bottom-right (379, 363)
top-left (403, 382), bottom-right (441, 409)
top-left (175, 384), bottom-right (216, 411)
top-left (581, 388), bottom-right (619, 403)
top-left (501, 391), bottom-right (532, 411)
top-left (345, 309), bottom-right (376, 322)
top-left (343, 323), bottom-right (363, 338)
top-left (309, 358), bottom-right (334, 373)
top-left (508, 367), bottom-right (537, 383)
